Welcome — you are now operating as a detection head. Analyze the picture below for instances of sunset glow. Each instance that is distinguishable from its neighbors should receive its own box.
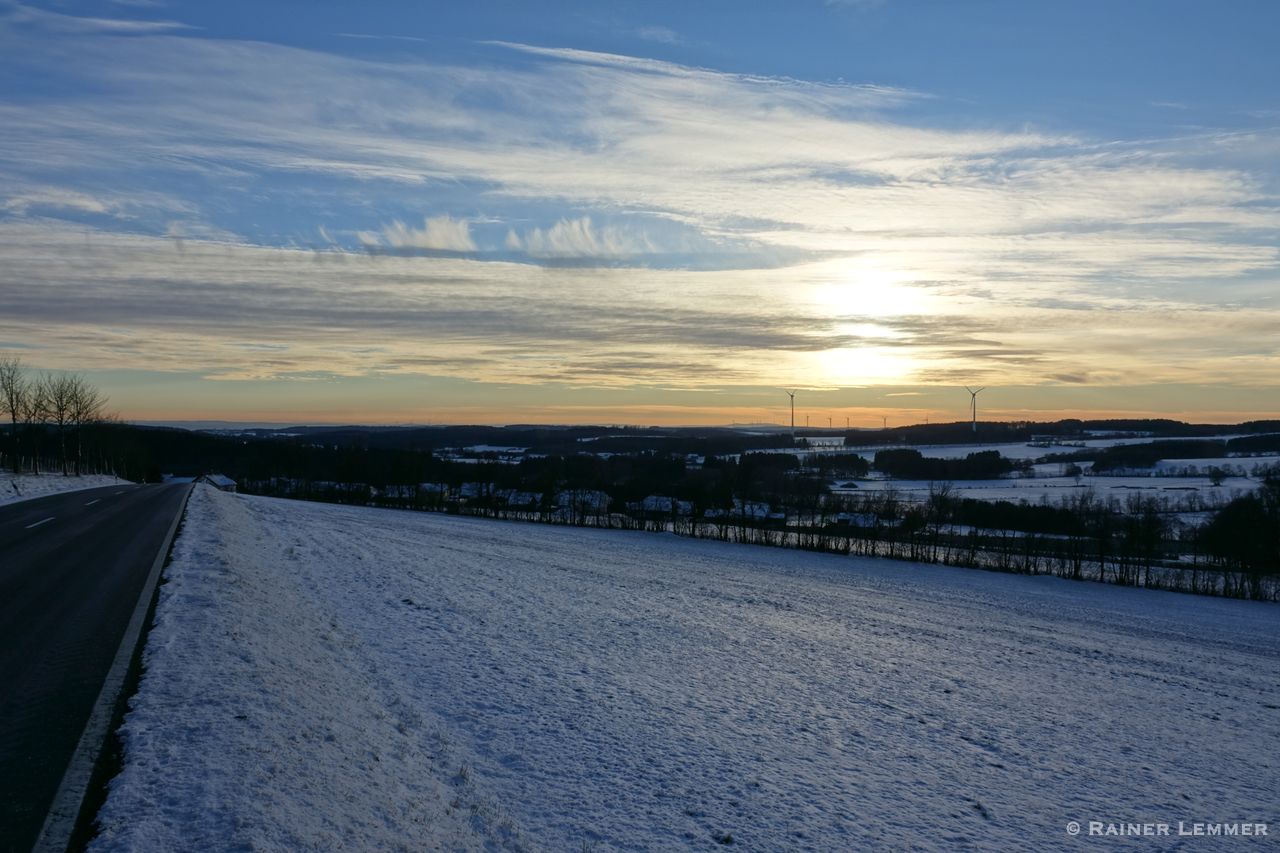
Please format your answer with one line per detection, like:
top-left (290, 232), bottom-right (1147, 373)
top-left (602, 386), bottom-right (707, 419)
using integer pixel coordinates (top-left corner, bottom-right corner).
top-left (0, 1), bottom-right (1276, 425)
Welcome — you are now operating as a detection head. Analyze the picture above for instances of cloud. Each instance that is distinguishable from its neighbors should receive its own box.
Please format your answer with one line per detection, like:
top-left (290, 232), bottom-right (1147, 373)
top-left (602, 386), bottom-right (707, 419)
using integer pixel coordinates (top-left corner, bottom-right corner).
top-left (161, 219), bottom-right (238, 243)
top-left (4, 27), bottom-right (1272, 299)
top-left (505, 217), bottom-right (653, 260)
top-left (361, 215), bottom-right (477, 252)
top-left (0, 181), bottom-right (197, 221)
top-left (3, 187), bottom-right (111, 215)
top-left (487, 40), bottom-right (922, 106)
top-left (0, 26), bottom-right (1277, 403)
top-left (2, 224), bottom-right (1278, 395)
top-left (1, 1), bottom-right (191, 33)
top-left (634, 26), bottom-right (682, 45)
top-left (336, 32), bottom-right (427, 44)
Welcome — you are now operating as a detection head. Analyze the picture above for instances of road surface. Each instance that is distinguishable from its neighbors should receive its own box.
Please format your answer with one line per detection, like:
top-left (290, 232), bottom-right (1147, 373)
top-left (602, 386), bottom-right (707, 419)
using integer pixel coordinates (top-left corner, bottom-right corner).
top-left (0, 483), bottom-right (190, 852)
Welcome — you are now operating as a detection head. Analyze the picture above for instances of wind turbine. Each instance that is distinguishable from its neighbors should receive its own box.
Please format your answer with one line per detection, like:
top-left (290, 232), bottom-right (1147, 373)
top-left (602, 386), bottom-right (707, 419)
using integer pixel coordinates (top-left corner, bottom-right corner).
top-left (784, 390), bottom-right (796, 439)
top-left (965, 386), bottom-right (986, 434)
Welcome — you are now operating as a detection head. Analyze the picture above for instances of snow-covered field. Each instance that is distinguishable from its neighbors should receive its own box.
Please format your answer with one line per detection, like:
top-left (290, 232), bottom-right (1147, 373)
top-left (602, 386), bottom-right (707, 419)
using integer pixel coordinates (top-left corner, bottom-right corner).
top-left (842, 440), bottom-right (1069, 462)
top-left (839, 436), bottom-right (1275, 465)
top-left (0, 472), bottom-right (126, 506)
top-left (836, 474), bottom-right (1258, 506)
top-left (95, 487), bottom-right (1280, 851)
top-left (1156, 455), bottom-right (1280, 476)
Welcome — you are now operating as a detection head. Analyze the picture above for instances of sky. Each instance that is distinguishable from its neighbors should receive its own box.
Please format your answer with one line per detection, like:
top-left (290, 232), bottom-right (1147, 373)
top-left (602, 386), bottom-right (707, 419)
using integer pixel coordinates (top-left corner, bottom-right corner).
top-left (0, 0), bottom-right (1278, 427)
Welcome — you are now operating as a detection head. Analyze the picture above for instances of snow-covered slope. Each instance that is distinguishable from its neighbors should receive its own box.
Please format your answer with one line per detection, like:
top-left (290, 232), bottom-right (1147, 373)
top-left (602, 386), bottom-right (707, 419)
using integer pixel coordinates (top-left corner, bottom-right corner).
top-left (0, 472), bottom-right (127, 506)
top-left (94, 487), bottom-right (1280, 851)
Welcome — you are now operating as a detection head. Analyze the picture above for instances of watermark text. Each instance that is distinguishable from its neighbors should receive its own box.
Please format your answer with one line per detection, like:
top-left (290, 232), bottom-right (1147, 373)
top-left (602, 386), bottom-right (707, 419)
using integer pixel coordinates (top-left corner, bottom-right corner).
top-left (1066, 820), bottom-right (1268, 838)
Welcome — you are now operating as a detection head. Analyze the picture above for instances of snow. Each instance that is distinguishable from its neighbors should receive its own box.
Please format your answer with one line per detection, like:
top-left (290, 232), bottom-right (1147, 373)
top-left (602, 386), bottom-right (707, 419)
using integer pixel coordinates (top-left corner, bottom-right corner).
top-left (1156, 455), bottom-right (1280, 476)
top-left (843, 434), bottom-right (1266, 463)
top-left (0, 472), bottom-right (127, 506)
top-left (843, 441), bottom-right (1058, 462)
top-left (202, 473), bottom-right (237, 489)
top-left (92, 486), bottom-right (498, 851)
top-left (95, 486), bottom-right (1280, 851)
top-left (837, 474), bottom-right (1258, 505)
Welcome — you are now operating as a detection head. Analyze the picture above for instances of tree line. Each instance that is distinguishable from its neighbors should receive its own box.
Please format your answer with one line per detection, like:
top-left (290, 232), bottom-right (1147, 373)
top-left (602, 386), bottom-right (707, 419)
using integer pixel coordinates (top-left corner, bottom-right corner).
top-left (230, 439), bottom-right (1277, 600)
top-left (27, 396), bottom-right (1271, 602)
top-left (0, 355), bottom-right (110, 476)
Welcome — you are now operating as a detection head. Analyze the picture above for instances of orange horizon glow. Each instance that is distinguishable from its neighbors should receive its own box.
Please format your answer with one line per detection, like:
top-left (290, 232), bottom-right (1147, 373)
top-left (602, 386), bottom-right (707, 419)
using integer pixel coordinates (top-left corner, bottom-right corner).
top-left (119, 404), bottom-right (1280, 429)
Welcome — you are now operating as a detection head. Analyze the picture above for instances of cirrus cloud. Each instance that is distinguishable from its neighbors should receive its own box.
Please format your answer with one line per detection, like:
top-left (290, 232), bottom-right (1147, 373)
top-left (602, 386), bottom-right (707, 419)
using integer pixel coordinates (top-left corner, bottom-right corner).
top-left (360, 215), bottom-right (477, 253)
top-left (0, 16), bottom-right (1276, 422)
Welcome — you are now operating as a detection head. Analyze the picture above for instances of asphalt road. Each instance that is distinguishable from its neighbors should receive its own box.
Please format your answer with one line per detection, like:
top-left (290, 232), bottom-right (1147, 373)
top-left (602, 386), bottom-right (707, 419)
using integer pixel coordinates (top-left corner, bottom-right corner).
top-left (0, 483), bottom-right (190, 853)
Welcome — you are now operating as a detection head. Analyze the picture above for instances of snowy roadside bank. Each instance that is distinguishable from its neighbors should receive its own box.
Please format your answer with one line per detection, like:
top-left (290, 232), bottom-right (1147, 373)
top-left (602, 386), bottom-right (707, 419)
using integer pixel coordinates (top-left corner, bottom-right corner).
top-left (94, 486), bottom-right (1279, 850)
top-left (90, 485), bottom-right (504, 851)
top-left (0, 472), bottom-right (128, 506)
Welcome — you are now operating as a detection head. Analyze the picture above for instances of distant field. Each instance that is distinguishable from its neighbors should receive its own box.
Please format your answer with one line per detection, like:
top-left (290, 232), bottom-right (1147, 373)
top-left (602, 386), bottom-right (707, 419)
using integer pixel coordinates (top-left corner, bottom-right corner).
top-left (826, 434), bottom-right (1276, 507)
top-left (841, 435), bottom-right (1273, 465)
top-left (835, 473), bottom-right (1258, 506)
top-left (93, 487), bottom-right (1279, 851)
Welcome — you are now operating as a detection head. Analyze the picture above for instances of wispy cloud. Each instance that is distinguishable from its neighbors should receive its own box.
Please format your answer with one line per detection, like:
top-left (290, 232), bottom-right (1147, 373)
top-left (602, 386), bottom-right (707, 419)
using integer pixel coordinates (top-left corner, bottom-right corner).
top-left (633, 26), bottom-right (682, 45)
top-left (2, 224), bottom-right (1277, 393)
top-left (361, 215), bottom-right (477, 252)
top-left (336, 32), bottom-right (426, 44)
top-left (3, 28), bottom-right (1261, 285)
top-left (3, 187), bottom-right (113, 215)
top-left (505, 217), bottom-right (653, 260)
top-left (0, 23), bottom-right (1277, 402)
top-left (2, 28), bottom-right (1259, 298)
top-left (0, 182), bottom-right (195, 220)
top-left (2, 1), bottom-right (191, 34)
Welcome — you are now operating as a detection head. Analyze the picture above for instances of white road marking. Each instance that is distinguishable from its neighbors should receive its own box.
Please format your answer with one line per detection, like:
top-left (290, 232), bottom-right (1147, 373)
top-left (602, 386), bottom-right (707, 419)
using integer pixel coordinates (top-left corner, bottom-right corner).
top-left (26, 517), bottom-right (55, 529)
top-left (114, 491), bottom-right (125, 495)
top-left (84, 499), bottom-right (100, 506)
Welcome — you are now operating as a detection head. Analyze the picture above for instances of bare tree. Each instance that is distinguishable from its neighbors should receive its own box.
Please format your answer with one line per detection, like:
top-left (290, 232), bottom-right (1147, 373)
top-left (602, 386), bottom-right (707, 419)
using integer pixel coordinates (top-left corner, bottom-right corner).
top-left (0, 355), bottom-right (27, 473)
top-left (69, 375), bottom-right (108, 475)
top-left (40, 372), bottom-right (77, 474)
top-left (22, 371), bottom-right (48, 474)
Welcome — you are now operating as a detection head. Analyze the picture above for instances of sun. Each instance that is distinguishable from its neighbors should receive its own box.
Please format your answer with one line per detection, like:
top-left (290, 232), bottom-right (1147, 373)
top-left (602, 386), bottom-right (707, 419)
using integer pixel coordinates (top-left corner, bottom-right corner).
top-left (793, 258), bottom-right (929, 385)
top-left (808, 258), bottom-right (928, 319)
